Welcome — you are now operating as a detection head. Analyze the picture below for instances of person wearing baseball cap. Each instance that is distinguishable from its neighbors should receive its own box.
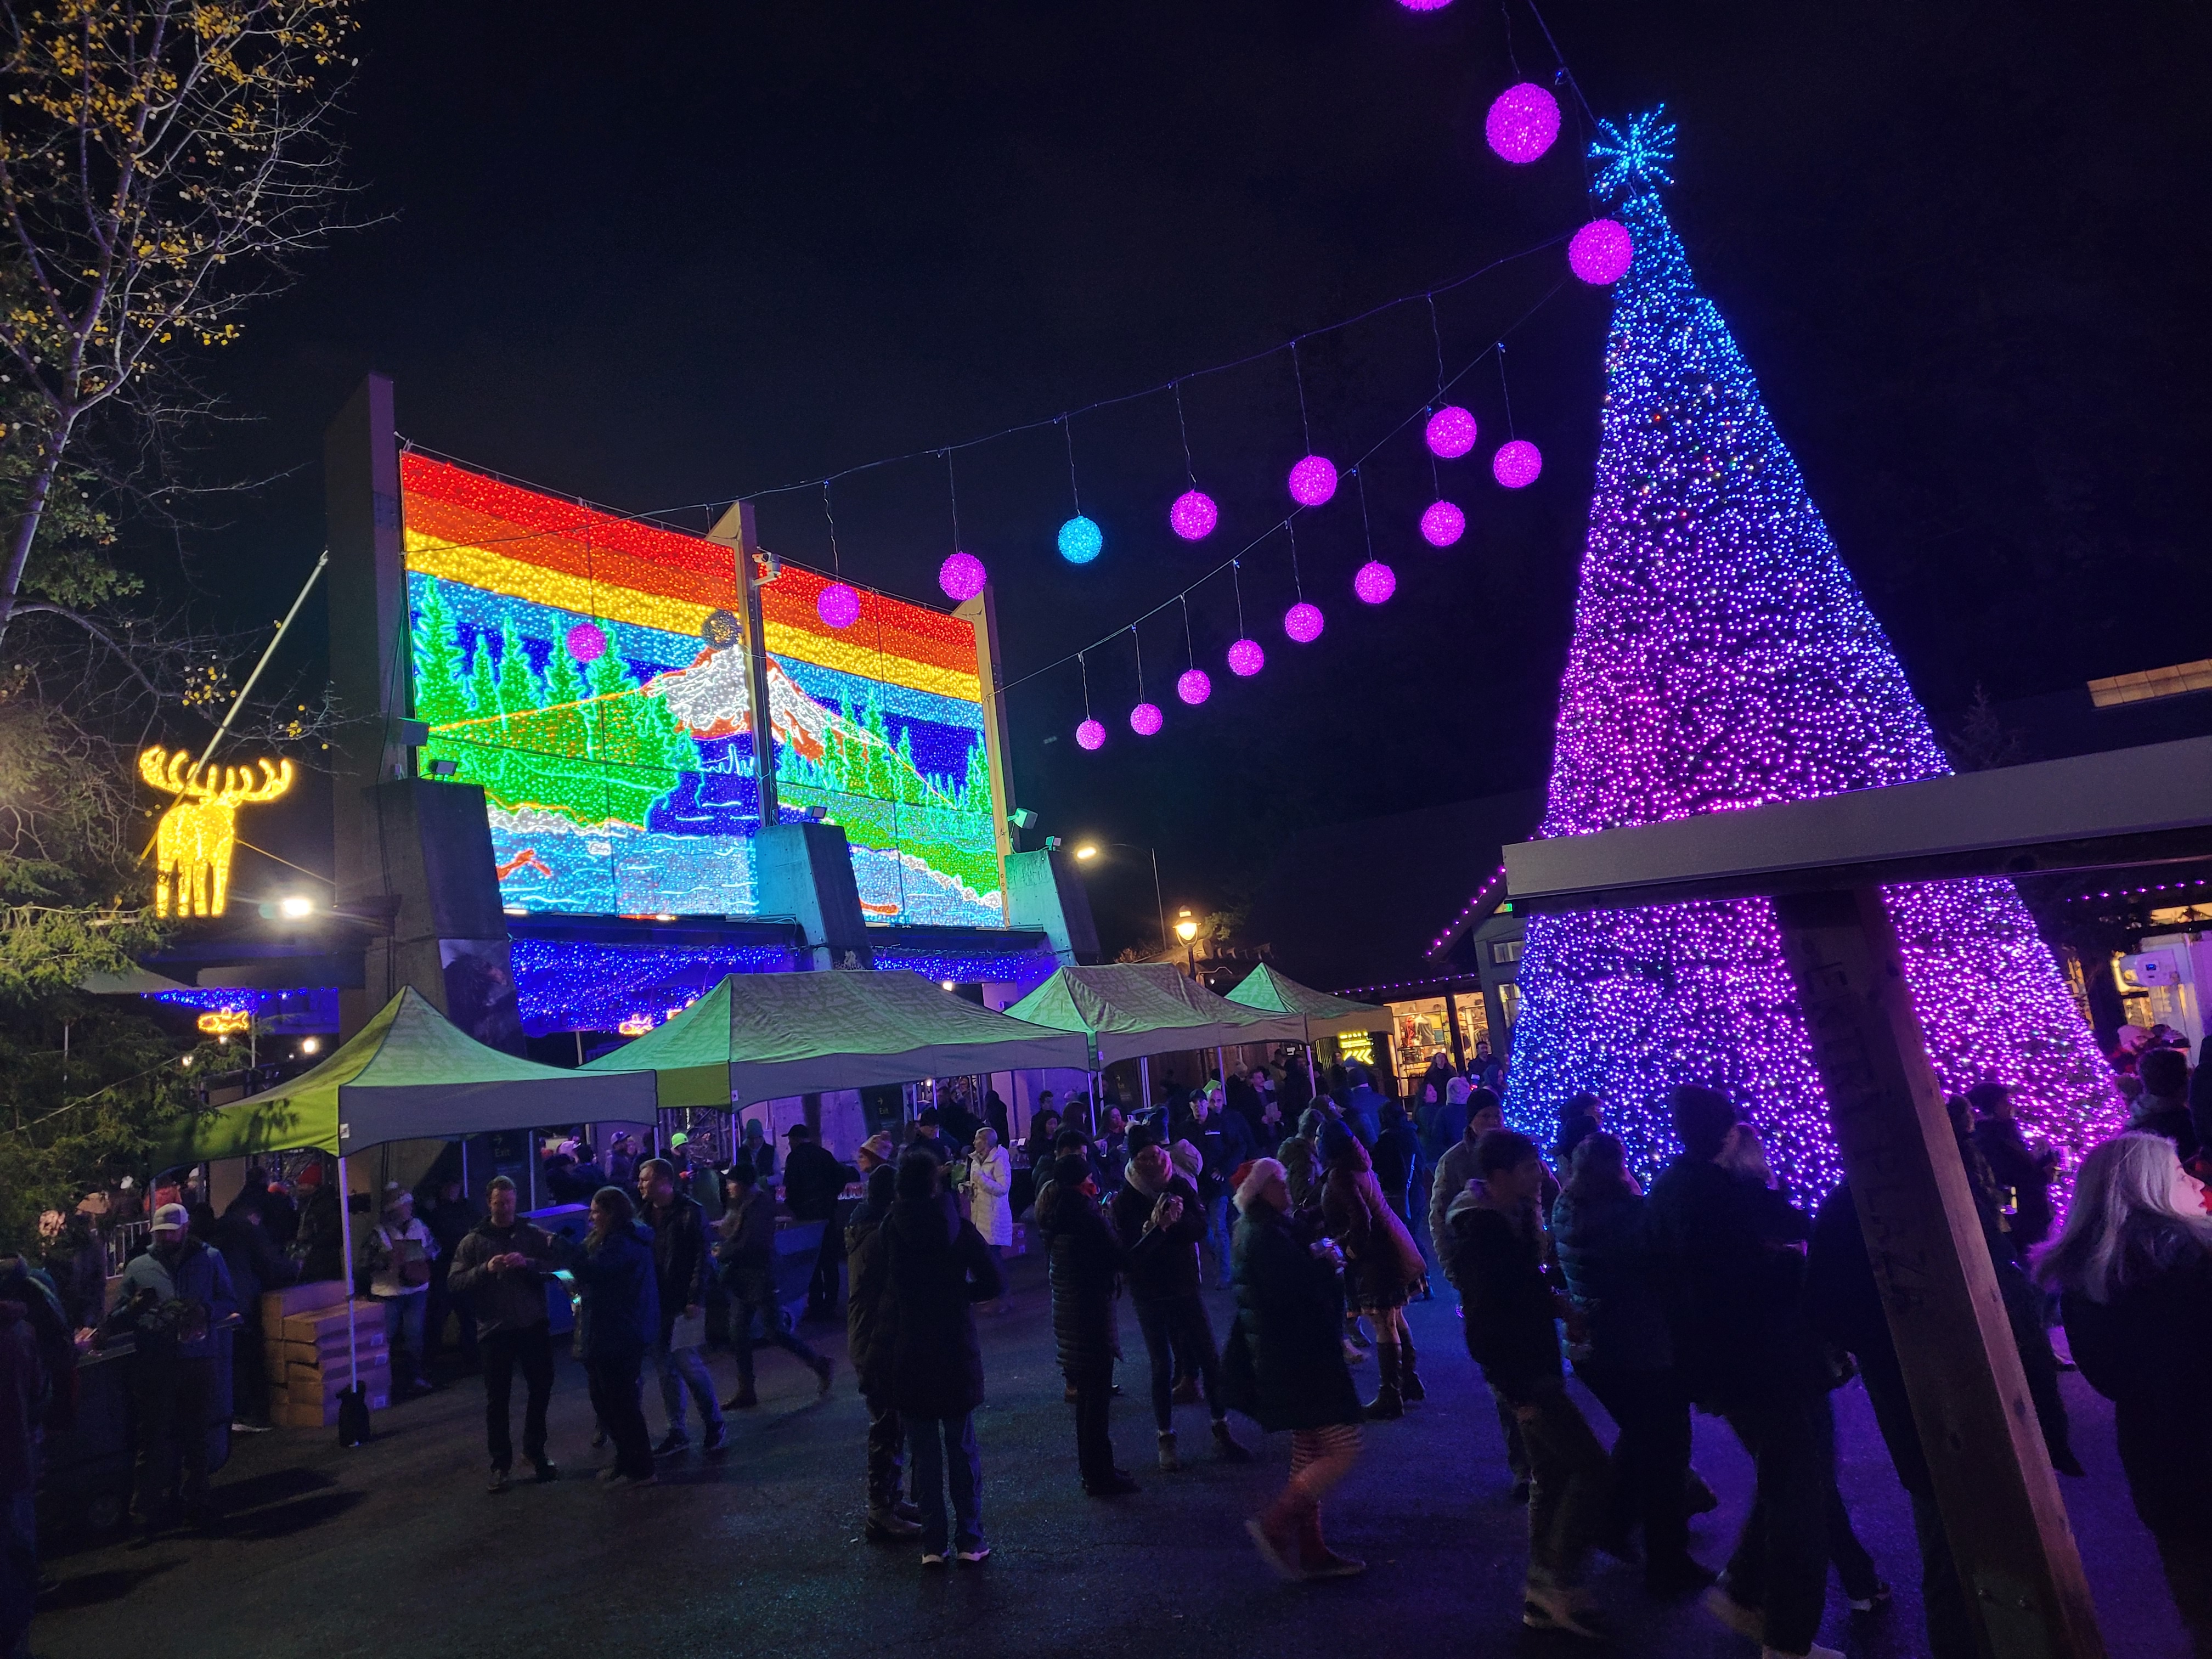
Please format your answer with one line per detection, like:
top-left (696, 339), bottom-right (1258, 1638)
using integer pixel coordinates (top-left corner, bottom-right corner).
top-left (106, 1199), bottom-right (236, 1534)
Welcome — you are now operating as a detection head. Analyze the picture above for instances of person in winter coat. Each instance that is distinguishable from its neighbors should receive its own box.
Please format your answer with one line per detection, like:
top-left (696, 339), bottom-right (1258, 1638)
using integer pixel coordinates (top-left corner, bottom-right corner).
top-left (1035, 1150), bottom-right (1136, 1495)
top-left (447, 1175), bottom-right (568, 1491)
top-left (292, 1161), bottom-right (345, 1284)
top-left (1340, 1068), bottom-right (1385, 1147)
top-left (572, 1186), bottom-right (660, 1485)
top-left (1371, 1101), bottom-right (1421, 1232)
top-left (635, 1159), bottom-right (724, 1458)
top-left (1109, 1125), bottom-right (1252, 1471)
top-left (367, 1186), bottom-right (438, 1397)
top-left (1647, 1086), bottom-right (1852, 1659)
top-left (1448, 1130), bottom-right (1611, 1639)
top-left (1318, 1121), bottom-right (1427, 1418)
top-left (882, 1151), bottom-right (1003, 1565)
top-left (1966, 1082), bottom-right (2059, 1254)
top-left (783, 1125), bottom-right (859, 1314)
top-left (1550, 1133), bottom-right (1713, 1597)
top-left (1277, 1110), bottom-right (1326, 1214)
top-left (1222, 1157), bottom-right (1365, 1581)
top-left (104, 1204), bottom-right (237, 1533)
top-left (1429, 1089), bottom-right (1505, 1250)
top-left (715, 1162), bottom-right (833, 1410)
top-left (2033, 1132), bottom-right (2212, 1649)
top-left (213, 1195), bottom-right (296, 1427)
top-left (845, 1163), bottom-right (919, 1542)
top-left (963, 1127), bottom-right (1015, 1311)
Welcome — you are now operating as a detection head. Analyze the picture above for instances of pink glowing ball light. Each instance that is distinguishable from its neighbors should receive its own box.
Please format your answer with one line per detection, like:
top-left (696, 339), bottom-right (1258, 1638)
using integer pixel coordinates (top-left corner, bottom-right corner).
top-left (1396, 0), bottom-right (1452, 10)
top-left (1129, 701), bottom-right (1164, 737)
top-left (1420, 500), bottom-right (1466, 547)
top-left (566, 621), bottom-right (608, 663)
top-left (1492, 439), bottom-right (1544, 489)
top-left (1568, 218), bottom-right (1634, 286)
top-left (1176, 668), bottom-right (1212, 706)
top-left (1353, 560), bottom-right (1397, 605)
top-left (816, 582), bottom-right (861, 630)
top-left (1286, 455), bottom-right (1338, 507)
top-left (1485, 82), bottom-right (1562, 165)
top-left (1227, 637), bottom-right (1265, 678)
top-left (1283, 602), bottom-right (1324, 644)
top-left (1424, 405), bottom-right (1477, 459)
top-left (1075, 718), bottom-right (1106, 752)
top-left (937, 551), bottom-right (987, 602)
top-left (1169, 489), bottom-right (1218, 541)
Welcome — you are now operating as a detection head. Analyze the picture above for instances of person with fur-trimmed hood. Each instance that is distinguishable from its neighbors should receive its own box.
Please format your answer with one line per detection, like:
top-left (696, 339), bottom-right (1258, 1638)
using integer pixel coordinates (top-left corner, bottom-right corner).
top-left (1221, 1157), bottom-right (1366, 1582)
top-left (1109, 1122), bottom-right (1251, 1472)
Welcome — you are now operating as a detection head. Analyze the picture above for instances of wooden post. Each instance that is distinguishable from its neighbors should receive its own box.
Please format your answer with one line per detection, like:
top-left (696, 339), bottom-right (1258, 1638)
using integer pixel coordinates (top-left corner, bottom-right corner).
top-left (1771, 888), bottom-right (2104, 1659)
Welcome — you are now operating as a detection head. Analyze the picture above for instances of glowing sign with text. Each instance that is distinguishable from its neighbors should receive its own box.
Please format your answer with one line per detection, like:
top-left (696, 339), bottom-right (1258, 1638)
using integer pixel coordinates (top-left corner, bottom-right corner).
top-left (400, 453), bottom-right (1004, 924)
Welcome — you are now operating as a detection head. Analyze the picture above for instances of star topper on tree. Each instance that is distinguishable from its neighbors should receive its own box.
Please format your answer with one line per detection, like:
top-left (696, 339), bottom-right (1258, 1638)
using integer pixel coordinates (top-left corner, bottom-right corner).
top-left (1588, 108), bottom-right (1678, 200)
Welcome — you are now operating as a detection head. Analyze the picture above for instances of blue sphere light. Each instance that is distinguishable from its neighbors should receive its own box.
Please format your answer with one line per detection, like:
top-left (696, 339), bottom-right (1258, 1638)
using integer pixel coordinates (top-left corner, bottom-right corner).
top-left (1057, 515), bottom-right (1103, 565)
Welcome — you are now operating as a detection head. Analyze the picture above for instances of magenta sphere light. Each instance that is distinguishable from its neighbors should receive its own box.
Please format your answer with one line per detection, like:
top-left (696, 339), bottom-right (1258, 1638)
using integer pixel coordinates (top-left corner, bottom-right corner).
top-left (1420, 500), bottom-right (1466, 547)
top-left (1227, 637), bottom-right (1265, 678)
top-left (1169, 489), bottom-right (1218, 541)
top-left (566, 620), bottom-right (608, 663)
top-left (1129, 701), bottom-right (1164, 736)
top-left (1075, 718), bottom-right (1106, 752)
top-left (1485, 82), bottom-right (1561, 164)
top-left (1283, 602), bottom-right (1324, 644)
top-left (1568, 218), bottom-right (1634, 285)
top-left (938, 551), bottom-right (987, 602)
top-left (1424, 405), bottom-right (1477, 459)
top-left (816, 582), bottom-right (860, 630)
top-left (1353, 560), bottom-right (1397, 605)
top-left (1492, 439), bottom-right (1543, 489)
top-left (1176, 668), bottom-right (1212, 706)
top-left (1286, 455), bottom-right (1338, 507)
top-left (1396, 0), bottom-right (1452, 10)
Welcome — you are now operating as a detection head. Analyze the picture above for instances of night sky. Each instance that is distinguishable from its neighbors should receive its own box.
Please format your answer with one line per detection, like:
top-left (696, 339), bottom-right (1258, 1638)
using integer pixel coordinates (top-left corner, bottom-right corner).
top-left (177, 1), bottom-right (2209, 953)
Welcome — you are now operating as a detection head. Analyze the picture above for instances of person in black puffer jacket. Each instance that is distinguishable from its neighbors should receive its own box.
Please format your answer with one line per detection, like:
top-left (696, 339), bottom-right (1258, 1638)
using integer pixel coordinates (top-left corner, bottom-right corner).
top-left (572, 1187), bottom-right (660, 1485)
top-left (1109, 1123), bottom-right (1251, 1471)
top-left (1036, 1151), bottom-right (1134, 1496)
top-left (715, 1162), bottom-right (832, 1411)
top-left (845, 1163), bottom-right (916, 1542)
top-left (1221, 1156), bottom-right (1365, 1583)
top-left (883, 1152), bottom-right (1003, 1564)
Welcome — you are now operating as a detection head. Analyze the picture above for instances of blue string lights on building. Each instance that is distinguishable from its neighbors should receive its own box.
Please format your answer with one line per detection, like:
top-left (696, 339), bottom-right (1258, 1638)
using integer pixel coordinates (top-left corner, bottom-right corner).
top-left (1503, 113), bottom-right (2124, 1204)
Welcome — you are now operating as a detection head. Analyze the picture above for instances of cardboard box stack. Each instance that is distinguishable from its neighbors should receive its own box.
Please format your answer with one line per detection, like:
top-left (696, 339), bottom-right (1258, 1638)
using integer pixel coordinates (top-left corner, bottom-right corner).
top-left (261, 1279), bottom-right (391, 1428)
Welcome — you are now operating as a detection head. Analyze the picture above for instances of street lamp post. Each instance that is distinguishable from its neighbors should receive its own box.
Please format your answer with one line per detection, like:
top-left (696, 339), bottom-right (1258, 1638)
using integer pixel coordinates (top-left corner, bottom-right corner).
top-left (1071, 840), bottom-right (1169, 953)
top-left (1175, 909), bottom-right (1198, 979)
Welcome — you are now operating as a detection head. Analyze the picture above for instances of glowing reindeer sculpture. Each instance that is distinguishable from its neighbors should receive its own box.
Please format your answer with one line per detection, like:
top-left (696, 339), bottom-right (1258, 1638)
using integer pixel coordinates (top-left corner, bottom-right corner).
top-left (139, 749), bottom-right (296, 918)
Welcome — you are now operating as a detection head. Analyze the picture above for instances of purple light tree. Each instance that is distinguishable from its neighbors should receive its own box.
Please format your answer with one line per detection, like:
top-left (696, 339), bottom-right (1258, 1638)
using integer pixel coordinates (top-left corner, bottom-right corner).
top-left (1505, 111), bottom-right (2123, 1201)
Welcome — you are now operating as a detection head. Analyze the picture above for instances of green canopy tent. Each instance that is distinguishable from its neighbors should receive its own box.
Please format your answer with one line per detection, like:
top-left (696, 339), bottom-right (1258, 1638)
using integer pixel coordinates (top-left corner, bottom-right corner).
top-left (1005, 963), bottom-right (1306, 1112)
top-left (1224, 962), bottom-right (1390, 1092)
top-left (579, 970), bottom-right (1093, 1109)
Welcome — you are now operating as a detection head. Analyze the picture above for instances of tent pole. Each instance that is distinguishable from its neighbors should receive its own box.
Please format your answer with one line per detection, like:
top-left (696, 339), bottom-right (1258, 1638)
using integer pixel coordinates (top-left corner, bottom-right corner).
top-left (1304, 1021), bottom-right (1317, 1096)
top-left (337, 1153), bottom-right (359, 1390)
top-left (1138, 1055), bottom-right (1151, 1119)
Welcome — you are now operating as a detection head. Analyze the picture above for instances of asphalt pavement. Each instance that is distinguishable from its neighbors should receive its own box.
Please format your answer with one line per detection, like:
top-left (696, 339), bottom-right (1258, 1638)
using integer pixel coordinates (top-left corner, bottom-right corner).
top-left (32, 1252), bottom-right (2191, 1659)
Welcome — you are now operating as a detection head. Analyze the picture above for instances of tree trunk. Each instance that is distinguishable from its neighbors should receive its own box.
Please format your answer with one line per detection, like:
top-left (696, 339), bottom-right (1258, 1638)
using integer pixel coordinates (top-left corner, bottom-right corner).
top-left (0, 438), bottom-right (64, 651)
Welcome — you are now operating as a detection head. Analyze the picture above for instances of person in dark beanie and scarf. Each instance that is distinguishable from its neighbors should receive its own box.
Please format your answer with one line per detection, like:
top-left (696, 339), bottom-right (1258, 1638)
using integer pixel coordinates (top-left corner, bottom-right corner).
top-left (1222, 1156), bottom-right (1366, 1581)
top-left (573, 1187), bottom-right (659, 1487)
top-left (1318, 1120), bottom-right (1427, 1417)
top-left (845, 1161), bottom-right (921, 1542)
top-left (1110, 1122), bottom-right (1251, 1471)
top-left (1036, 1150), bottom-right (1137, 1495)
top-left (883, 1151), bottom-right (1003, 1566)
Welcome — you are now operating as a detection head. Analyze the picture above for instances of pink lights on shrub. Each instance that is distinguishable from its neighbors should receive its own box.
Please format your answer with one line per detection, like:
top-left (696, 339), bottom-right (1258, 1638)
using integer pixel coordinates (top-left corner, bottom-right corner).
top-left (1568, 218), bottom-right (1634, 285)
top-left (1353, 560), bottom-right (1397, 605)
top-left (1286, 455), bottom-right (1338, 507)
top-left (1075, 719), bottom-right (1106, 751)
top-left (1129, 701), bottom-right (1164, 736)
top-left (816, 583), bottom-right (860, 629)
top-left (1485, 83), bottom-right (1561, 164)
top-left (1176, 668), bottom-right (1212, 706)
top-left (1227, 638), bottom-right (1265, 677)
top-left (1492, 439), bottom-right (1543, 489)
top-left (1170, 489), bottom-right (1218, 541)
top-left (1283, 602), bottom-right (1324, 643)
top-left (937, 551), bottom-right (986, 602)
top-left (1420, 500), bottom-right (1466, 547)
top-left (1424, 405), bottom-right (1477, 459)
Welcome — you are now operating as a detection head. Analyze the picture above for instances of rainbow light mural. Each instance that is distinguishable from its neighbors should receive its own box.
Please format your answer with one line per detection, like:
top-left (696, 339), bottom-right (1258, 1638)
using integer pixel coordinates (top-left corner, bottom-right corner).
top-left (400, 453), bottom-right (1005, 926)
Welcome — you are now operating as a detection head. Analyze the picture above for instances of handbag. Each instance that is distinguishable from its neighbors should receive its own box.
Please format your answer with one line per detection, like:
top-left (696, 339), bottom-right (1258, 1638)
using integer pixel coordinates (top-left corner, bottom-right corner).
top-left (386, 1228), bottom-right (432, 1288)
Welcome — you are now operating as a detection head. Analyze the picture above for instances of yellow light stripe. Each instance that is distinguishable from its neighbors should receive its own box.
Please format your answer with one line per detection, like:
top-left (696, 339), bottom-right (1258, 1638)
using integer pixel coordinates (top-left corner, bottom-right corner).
top-left (407, 532), bottom-right (980, 702)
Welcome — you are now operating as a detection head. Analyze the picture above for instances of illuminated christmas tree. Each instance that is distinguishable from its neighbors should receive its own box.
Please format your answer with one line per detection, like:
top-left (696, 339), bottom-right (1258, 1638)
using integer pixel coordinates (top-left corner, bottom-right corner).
top-left (1506, 112), bottom-right (2123, 1200)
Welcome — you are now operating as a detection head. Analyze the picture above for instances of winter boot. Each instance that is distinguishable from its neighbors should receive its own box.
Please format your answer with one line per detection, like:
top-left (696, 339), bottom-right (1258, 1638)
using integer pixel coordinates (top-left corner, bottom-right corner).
top-left (1245, 1490), bottom-right (1308, 1581)
top-left (1296, 1503), bottom-right (1366, 1579)
top-left (1157, 1431), bottom-right (1182, 1472)
top-left (1211, 1418), bottom-right (1252, 1462)
top-left (1362, 1342), bottom-right (1404, 1420)
top-left (1398, 1325), bottom-right (1425, 1402)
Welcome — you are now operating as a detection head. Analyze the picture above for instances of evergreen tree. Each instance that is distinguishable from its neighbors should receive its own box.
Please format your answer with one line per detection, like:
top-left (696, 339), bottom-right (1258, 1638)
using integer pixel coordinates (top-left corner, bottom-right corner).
top-left (1504, 112), bottom-right (2121, 1201)
top-left (494, 618), bottom-right (539, 721)
top-left (409, 582), bottom-right (470, 727)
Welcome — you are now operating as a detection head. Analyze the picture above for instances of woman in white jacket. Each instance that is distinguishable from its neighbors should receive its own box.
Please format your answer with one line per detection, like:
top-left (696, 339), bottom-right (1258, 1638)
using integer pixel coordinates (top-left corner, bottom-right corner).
top-left (966, 1127), bottom-right (1015, 1311)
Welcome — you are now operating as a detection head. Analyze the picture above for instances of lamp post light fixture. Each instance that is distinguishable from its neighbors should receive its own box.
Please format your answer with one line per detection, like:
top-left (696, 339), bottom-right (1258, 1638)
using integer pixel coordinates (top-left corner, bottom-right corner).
top-left (1175, 908), bottom-right (1199, 978)
top-left (1070, 839), bottom-right (1169, 952)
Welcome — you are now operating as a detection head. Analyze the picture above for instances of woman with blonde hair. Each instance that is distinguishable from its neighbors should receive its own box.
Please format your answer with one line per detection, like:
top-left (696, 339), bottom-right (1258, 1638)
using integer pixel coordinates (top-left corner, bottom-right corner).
top-left (2035, 1132), bottom-right (2212, 1651)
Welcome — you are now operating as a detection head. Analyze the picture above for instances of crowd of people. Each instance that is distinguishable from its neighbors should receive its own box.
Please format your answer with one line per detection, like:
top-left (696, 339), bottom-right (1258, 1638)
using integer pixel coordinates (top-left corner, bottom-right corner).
top-left (8, 1022), bottom-right (2211, 1659)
